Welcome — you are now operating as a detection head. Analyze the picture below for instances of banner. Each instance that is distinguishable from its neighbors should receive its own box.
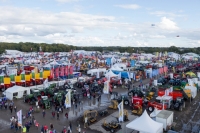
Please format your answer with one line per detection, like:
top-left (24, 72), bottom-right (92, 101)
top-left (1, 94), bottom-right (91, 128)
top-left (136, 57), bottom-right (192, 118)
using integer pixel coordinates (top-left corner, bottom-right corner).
top-left (96, 69), bottom-right (100, 79)
top-left (69, 66), bottom-right (73, 75)
top-left (43, 78), bottom-right (49, 89)
top-left (65, 90), bottom-right (71, 108)
top-left (103, 81), bottom-right (109, 94)
top-left (118, 101), bottom-right (124, 122)
top-left (60, 66), bottom-right (64, 76)
top-left (65, 66), bottom-right (68, 76)
top-left (17, 110), bottom-right (22, 125)
top-left (55, 68), bottom-right (59, 78)
top-left (50, 69), bottom-right (54, 78)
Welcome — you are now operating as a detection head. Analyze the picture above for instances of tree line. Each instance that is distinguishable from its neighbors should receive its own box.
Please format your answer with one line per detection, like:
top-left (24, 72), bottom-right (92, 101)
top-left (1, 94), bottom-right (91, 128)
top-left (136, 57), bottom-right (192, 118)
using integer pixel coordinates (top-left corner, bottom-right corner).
top-left (0, 42), bottom-right (199, 55)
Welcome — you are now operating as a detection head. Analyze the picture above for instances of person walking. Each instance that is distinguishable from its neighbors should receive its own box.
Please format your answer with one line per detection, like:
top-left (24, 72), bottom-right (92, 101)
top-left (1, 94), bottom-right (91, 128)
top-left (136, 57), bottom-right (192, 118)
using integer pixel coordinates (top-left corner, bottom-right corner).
top-left (52, 111), bottom-right (55, 118)
top-left (50, 123), bottom-right (53, 130)
top-left (42, 110), bottom-right (45, 118)
top-left (10, 105), bottom-right (13, 113)
top-left (22, 126), bottom-right (26, 133)
top-left (77, 127), bottom-right (81, 133)
top-left (57, 112), bottom-right (59, 120)
top-left (65, 112), bottom-right (68, 119)
top-left (69, 121), bottom-right (72, 131)
top-left (14, 106), bottom-right (17, 112)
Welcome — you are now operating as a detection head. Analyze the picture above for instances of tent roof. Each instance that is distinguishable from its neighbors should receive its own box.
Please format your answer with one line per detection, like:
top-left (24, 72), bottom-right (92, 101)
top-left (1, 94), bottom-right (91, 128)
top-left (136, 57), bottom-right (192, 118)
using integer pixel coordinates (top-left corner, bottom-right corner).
top-left (5, 85), bottom-right (28, 93)
top-left (105, 70), bottom-right (118, 77)
top-left (150, 108), bottom-right (161, 117)
top-left (126, 110), bottom-right (163, 133)
top-left (110, 66), bottom-right (123, 71)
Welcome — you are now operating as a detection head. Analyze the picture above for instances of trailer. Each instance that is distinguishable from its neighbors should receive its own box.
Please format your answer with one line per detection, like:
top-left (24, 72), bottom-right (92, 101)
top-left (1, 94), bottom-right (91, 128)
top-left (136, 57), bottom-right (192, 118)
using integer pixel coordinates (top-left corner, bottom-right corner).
top-left (156, 110), bottom-right (174, 131)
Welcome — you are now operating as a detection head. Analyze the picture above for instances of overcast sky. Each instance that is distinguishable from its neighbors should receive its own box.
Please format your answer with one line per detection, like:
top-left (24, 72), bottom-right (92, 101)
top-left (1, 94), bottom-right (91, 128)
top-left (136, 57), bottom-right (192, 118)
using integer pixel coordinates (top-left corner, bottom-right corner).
top-left (0, 0), bottom-right (199, 47)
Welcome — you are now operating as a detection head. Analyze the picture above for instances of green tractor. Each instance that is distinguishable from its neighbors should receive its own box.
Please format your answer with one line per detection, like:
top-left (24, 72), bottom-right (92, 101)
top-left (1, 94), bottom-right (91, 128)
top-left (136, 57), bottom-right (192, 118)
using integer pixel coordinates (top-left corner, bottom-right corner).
top-left (53, 92), bottom-right (64, 106)
top-left (24, 94), bottom-right (37, 105)
top-left (38, 96), bottom-right (51, 109)
top-left (40, 88), bottom-right (54, 98)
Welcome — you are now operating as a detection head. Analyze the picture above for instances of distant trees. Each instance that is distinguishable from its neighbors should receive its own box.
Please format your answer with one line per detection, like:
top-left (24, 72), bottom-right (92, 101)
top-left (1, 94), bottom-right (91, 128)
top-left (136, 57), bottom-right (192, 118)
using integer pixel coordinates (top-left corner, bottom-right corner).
top-left (0, 42), bottom-right (199, 55)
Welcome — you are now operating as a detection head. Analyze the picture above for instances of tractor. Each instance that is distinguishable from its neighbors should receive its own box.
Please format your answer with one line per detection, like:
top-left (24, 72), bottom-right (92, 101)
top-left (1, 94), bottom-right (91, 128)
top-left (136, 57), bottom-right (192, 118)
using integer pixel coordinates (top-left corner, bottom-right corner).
top-left (23, 94), bottom-right (37, 105)
top-left (38, 96), bottom-right (51, 109)
top-left (40, 88), bottom-right (54, 98)
top-left (76, 77), bottom-right (86, 88)
top-left (91, 81), bottom-right (101, 93)
top-left (102, 120), bottom-right (121, 133)
top-left (111, 92), bottom-right (130, 106)
top-left (128, 88), bottom-right (145, 98)
top-left (53, 92), bottom-right (64, 106)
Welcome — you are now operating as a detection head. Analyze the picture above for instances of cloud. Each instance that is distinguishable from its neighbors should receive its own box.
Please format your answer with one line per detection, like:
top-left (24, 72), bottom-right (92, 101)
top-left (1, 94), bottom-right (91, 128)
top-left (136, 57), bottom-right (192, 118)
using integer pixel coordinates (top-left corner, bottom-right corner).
top-left (0, 6), bottom-right (198, 47)
top-left (150, 11), bottom-right (184, 18)
top-left (149, 35), bottom-right (166, 38)
top-left (158, 17), bottom-right (179, 30)
top-left (114, 4), bottom-right (140, 10)
top-left (56, 0), bottom-right (79, 3)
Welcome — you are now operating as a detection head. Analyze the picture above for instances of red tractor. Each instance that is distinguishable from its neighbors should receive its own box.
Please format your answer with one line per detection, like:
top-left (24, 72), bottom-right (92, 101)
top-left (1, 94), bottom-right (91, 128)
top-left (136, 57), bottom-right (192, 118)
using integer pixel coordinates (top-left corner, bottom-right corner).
top-left (131, 96), bottom-right (144, 109)
top-left (110, 77), bottom-right (121, 87)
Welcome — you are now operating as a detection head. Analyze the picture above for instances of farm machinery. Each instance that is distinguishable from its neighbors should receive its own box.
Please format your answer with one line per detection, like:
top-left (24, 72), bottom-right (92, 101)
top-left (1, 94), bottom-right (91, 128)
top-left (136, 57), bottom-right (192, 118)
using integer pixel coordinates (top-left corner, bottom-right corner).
top-left (24, 89), bottom-right (41, 104)
top-left (102, 120), bottom-right (121, 133)
top-left (83, 110), bottom-right (98, 125)
top-left (38, 96), bottom-right (51, 109)
top-left (132, 104), bottom-right (142, 115)
top-left (111, 92), bottom-right (130, 106)
top-left (156, 95), bottom-right (185, 111)
top-left (99, 110), bottom-right (108, 117)
top-left (109, 100), bottom-right (118, 109)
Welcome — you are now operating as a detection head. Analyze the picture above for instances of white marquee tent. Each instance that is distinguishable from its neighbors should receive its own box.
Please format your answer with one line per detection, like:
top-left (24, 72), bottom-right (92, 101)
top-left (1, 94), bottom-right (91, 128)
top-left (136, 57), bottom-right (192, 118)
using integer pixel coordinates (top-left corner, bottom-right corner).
top-left (4, 86), bottom-right (30, 100)
top-left (126, 110), bottom-right (163, 133)
top-left (105, 70), bottom-right (118, 78)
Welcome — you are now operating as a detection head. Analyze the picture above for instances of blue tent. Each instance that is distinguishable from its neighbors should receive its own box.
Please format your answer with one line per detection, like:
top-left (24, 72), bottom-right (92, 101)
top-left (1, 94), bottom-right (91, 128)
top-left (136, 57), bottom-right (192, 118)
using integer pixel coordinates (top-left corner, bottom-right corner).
top-left (112, 70), bottom-right (129, 79)
top-left (131, 60), bottom-right (135, 67)
top-left (106, 58), bottom-right (111, 66)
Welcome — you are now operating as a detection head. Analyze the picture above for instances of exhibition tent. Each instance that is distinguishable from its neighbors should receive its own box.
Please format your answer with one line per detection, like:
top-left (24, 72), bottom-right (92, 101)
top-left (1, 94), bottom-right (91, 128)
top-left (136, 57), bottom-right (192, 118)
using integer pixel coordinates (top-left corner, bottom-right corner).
top-left (5, 86), bottom-right (30, 100)
top-left (126, 110), bottom-right (163, 133)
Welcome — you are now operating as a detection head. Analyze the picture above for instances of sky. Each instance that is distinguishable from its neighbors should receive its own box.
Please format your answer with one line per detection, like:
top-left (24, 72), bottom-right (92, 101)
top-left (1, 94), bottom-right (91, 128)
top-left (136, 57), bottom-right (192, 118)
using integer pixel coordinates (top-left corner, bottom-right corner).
top-left (0, 0), bottom-right (200, 47)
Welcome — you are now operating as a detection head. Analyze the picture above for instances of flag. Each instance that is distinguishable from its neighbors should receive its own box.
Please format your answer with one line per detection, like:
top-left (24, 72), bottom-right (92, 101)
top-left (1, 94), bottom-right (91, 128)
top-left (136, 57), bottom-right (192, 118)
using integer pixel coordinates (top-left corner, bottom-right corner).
top-left (50, 69), bottom-right (54, 78)
top-left (69, 66), bottom-right (73, 75)
top-left (43, 78), bottom-right (49, 89)
top-left (169, 86), bottom-right (173, 92)
top-left (65, 66), bottom-right (68, 76)
top-left (17, 110), bottom-right (22, 125)
top-left (65, 90), bottom-right (71, 108)
top-left (118, 101), bottom-right (124, 122)
top-left (60, 66), bottom-right (64, 76)
top-left (55, 67), bottom-right (59, 78)
top-left (103, 81), bottom-right (109, 94)
top-left (96, 69), bottom-right (100, 79)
